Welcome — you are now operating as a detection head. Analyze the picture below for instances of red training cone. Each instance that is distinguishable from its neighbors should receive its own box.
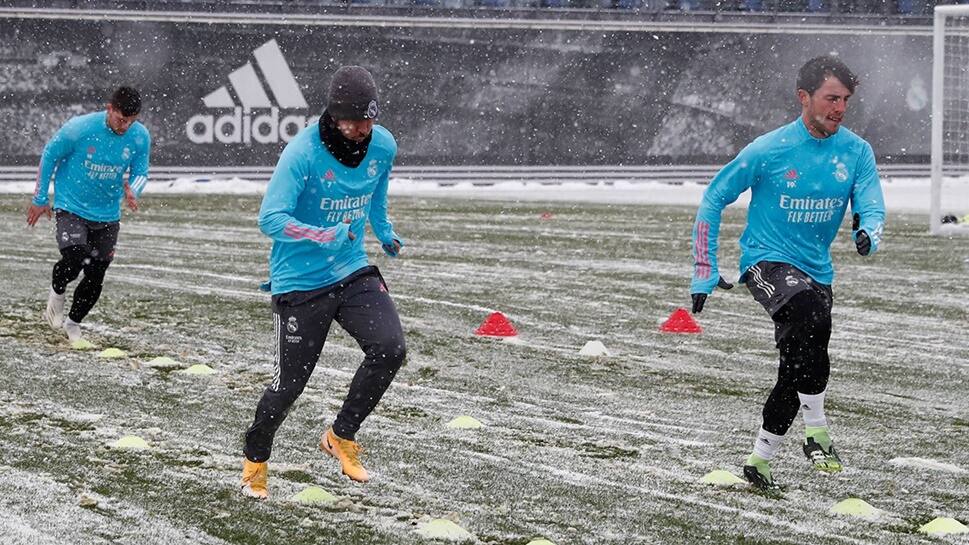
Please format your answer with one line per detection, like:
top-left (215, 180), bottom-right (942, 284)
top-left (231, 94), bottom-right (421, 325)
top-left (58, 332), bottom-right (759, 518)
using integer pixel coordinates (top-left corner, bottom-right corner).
top-left (539, 212), bottom-right (554, 220)
top-left (475, 311), bottom-right (518, 337)
top-left (660, 308), bottom-right (702, 334)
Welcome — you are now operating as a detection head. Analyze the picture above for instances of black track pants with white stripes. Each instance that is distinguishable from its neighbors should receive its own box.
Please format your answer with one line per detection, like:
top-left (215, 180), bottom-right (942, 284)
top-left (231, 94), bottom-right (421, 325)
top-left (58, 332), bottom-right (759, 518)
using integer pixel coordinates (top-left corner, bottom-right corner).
top-left (243, 268), bottom-right (406, 463)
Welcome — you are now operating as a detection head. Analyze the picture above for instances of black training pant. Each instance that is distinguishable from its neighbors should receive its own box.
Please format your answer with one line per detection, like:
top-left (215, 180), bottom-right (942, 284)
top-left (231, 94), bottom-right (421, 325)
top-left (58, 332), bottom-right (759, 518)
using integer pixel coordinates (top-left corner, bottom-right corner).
top-left (244, 267), bottom-right (406, 463)
top-left (745, 261), bottom-right (833, 436)
top-left (52, 210), bottom-right (118, 323)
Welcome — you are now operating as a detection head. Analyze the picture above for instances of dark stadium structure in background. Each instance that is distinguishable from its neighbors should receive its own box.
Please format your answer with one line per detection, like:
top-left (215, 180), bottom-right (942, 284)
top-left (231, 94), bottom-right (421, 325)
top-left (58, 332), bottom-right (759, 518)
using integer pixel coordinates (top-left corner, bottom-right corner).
top-left (0, 15), bottom-right (932, 167)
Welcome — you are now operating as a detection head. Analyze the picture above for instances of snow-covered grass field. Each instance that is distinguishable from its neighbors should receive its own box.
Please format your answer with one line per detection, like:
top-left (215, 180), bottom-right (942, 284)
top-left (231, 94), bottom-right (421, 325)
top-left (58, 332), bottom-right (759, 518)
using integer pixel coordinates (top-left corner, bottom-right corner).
top-left (0, 191), bottom-right (967, 545)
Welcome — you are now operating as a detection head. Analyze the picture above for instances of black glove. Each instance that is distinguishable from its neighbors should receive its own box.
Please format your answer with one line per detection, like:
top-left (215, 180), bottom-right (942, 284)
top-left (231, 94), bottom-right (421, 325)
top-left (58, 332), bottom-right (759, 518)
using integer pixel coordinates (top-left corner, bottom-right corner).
top-left (852, 213), bottom-right (871, 256)
top-left (691, 276), bottom-right (734, 314)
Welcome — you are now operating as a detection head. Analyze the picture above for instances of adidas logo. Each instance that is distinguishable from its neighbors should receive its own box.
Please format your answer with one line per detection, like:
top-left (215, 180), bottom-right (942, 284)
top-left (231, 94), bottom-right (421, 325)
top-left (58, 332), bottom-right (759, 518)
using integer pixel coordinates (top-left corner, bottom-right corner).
top-left (186, 39), bottom-right (313, 145)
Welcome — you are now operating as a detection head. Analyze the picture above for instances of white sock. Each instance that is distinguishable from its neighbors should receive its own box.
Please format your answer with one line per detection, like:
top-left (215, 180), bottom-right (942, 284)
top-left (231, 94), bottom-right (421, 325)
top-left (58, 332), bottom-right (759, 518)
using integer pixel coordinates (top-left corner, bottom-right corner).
top-left (752, 428), bottom-right (786, 461)
top-left (798, 391), bottom-right (828, 428)
top-left (45, 287), bottom-right (66, 329)
top-left (63, 317), bottom-right (82, 342)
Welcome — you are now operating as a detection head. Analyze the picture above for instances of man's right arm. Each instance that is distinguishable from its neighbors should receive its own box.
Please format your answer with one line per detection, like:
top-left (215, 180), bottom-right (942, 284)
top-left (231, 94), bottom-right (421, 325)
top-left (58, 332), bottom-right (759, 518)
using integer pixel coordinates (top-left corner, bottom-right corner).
top-left (258, 146), bottom-right (353, 249)
top-left (27, 122), bottom-right (77, 225)
top-left (689, 146), bottom-right (759, 311)
top-left (31, 122), bottom-right (76, 208)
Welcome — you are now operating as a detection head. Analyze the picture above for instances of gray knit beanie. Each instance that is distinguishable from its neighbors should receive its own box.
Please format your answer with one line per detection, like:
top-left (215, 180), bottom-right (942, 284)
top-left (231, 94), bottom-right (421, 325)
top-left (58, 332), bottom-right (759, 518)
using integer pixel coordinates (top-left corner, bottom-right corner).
top-left (327, 66), bottom-right (379, 121)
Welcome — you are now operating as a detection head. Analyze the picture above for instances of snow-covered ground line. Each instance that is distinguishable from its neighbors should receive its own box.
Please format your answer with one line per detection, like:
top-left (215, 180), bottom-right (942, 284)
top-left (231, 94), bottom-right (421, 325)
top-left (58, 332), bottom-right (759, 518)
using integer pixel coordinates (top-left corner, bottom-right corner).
top-left (2, 176), bottom-right (968, 213)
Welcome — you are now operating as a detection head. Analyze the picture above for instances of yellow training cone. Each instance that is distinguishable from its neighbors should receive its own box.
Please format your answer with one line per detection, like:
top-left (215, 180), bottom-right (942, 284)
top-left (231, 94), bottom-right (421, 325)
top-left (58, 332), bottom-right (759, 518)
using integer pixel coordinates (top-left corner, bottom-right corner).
top-left (830, 498), bottom-right (879, 519)
top-left (446, 416), bottom-right (483, 429)
top-left (145, 356), bottom-right (182, 369)
top-left (110, 435), bottom-right (149, 450)
top-left (700, 470), bottom-right (744, 486)
top-left (416, 519), bottom-right (473, 541)
top-left (292, 486), bottom-right (337, 505)
top-left (181, 364), bottom-right (215, 375)
top-left (919, 517), bottom-right (969, 535)
top-left (71, 339), bottom-right (96, 350)
top-left (99, 348), bottom-right (127, 359)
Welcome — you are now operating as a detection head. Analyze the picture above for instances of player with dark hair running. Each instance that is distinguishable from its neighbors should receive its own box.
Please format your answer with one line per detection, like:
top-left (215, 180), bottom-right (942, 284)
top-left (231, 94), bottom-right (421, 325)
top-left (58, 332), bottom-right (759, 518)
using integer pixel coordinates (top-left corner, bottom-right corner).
top-left (689, 56), bottom-right (885, 492)
top-left (240, 66), bottom-right (406, 499)
top-left (27, 86), bottom-right (151, 347)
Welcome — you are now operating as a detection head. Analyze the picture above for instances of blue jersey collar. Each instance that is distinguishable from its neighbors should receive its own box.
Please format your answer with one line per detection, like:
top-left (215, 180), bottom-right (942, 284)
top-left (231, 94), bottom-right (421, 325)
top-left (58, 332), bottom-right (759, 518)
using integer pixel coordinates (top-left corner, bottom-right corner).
top-left (796, 116), bottom-right (840, 144)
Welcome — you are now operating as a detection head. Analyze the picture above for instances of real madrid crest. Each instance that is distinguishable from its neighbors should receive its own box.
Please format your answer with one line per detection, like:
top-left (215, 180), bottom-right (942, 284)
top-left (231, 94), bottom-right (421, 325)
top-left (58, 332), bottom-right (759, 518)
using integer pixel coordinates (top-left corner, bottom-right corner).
top-left (834, 162), bottom-right (849, 182)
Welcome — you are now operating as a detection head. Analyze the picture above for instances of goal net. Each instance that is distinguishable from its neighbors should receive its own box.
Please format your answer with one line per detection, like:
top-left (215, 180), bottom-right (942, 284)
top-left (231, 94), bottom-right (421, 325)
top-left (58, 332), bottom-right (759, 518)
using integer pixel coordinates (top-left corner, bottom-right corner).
top-left (932, 5), bottom-right (969, 235)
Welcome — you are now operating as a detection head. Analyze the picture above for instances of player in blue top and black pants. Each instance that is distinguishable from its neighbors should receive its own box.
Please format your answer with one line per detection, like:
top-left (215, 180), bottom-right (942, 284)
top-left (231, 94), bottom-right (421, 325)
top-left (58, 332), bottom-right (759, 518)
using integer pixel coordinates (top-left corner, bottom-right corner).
top-left (27, 86), bottom-right (151, 346)
top-left (689, 56), bottom-right (885, 492)
top-left (241, 66), bottom-right (406, 499)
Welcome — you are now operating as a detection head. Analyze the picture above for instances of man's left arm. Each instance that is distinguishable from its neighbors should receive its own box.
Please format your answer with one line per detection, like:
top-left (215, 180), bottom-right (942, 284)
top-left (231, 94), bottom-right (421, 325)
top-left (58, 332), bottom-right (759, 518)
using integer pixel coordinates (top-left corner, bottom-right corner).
top-left (125, 130), bottom-right (152, 211)
top-left (850, 143), bottom-right (886, 256)
top-left (368, 161), bottom-right (403, 258)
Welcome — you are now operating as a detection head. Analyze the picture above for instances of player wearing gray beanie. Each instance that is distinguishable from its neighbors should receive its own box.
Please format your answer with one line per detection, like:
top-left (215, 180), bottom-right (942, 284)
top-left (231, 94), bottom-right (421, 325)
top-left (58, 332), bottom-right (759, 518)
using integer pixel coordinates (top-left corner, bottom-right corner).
top-left (327, 65), bottom-right (379, 121)
top-left (241, 65), bottom-right (405, 499)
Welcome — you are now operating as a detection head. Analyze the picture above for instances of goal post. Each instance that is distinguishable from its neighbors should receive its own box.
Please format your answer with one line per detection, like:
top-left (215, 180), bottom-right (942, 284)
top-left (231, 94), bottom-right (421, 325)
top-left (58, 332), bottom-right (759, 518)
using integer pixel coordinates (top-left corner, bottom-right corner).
top-left (931, 5), bottom-right (969, 235)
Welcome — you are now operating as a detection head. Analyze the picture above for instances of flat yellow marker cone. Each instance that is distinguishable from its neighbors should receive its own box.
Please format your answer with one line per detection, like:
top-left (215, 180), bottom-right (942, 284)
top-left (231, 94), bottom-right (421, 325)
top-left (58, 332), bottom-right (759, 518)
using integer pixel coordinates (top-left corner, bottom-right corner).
top-left (71, 339), bottom-right (96, 351)
top-left (99, 347), bottom-right (127, 359)
top-left (416, 519), bottom-right (473, 541)
top-left (181, 364), bottom-right (215, 375)
top-left (145, 356), bottom-right (182, 369)
top-left (446, 416), bottom-right (483, 429)
top-left (292, 486), bottom-right (337, 505)
top-left (526, 540), bottom-right (557, 545)
top-left (830, 498), bottom-right (879, 519)
top-left (110, 435), bottom-right (149, 450)
top-left (578, 340), bottom-right (610, 357)
top-left (919, 517), bottom-right (969, 535)
top-left (700, 470), bottom-right (744, 486)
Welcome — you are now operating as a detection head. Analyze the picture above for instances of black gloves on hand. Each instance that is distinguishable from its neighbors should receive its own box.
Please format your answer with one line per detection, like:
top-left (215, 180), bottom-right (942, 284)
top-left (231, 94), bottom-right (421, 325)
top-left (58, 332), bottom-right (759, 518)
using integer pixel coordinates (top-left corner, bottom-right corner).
top-left (691, 276), bottom-right (733, 314)
top-left (855, 231), bottom-right (871, 256)
top-left (852, 213), bottom-right (871, 256)
top-left (691, 293), bottom-right (707, 314)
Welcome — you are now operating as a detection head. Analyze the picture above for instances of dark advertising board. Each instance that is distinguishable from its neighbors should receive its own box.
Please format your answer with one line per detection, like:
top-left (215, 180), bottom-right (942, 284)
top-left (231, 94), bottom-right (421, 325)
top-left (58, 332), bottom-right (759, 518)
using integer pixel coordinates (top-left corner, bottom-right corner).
top-left (0, 16), bottom-right (932, 166)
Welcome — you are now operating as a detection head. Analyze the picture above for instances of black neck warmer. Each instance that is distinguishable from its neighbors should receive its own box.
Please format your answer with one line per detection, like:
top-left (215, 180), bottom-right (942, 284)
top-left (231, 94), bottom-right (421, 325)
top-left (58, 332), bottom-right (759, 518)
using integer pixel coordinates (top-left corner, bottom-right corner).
top-left (319, 110), bottom-right (371, 168)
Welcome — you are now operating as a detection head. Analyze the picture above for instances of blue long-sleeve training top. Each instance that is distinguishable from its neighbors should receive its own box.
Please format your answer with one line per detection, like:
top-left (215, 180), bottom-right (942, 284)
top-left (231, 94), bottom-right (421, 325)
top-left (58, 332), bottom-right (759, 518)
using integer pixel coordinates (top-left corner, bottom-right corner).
top-left (691, 117), bottom-right (885, 295)
top-left (259, 122), bottom-right (400, 295)
top-left (32, 111), bottom-right (151, 222)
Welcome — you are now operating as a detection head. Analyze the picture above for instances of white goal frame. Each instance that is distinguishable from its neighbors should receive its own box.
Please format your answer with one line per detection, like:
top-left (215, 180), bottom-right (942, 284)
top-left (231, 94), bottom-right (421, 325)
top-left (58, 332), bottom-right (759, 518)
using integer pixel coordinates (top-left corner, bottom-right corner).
top-left (931, 5), bottom-right (969, 235)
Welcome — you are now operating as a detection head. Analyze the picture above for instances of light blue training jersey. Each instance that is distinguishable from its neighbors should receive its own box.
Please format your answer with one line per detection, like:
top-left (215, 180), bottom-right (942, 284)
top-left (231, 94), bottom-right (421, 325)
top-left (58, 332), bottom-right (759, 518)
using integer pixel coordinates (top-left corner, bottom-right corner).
top-left (259, 123), bottom-right (401, 295)
top-left (32, 111), bottom-right (151, 222)
top-left (691, 117), bottom-right (885, 295)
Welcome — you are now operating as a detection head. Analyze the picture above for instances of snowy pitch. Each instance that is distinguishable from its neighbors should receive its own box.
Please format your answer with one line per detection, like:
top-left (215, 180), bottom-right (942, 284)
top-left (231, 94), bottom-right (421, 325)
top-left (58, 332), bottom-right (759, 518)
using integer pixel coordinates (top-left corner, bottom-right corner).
top-left (0, 189), bottom-right (966, 545)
